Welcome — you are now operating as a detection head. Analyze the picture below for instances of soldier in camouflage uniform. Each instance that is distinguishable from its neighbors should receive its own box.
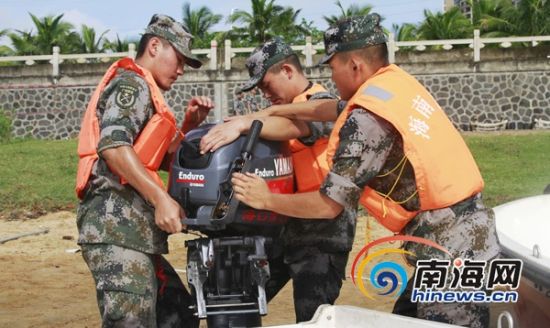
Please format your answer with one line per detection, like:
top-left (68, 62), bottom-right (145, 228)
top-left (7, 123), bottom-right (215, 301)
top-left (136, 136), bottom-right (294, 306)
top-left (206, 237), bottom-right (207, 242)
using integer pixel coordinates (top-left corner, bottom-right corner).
top-left (231, 14), bottom-right (500, 328)
top-left (77, 14), bottom-right (213, 328)
top-left (200, 38), bottom-right (347, 323)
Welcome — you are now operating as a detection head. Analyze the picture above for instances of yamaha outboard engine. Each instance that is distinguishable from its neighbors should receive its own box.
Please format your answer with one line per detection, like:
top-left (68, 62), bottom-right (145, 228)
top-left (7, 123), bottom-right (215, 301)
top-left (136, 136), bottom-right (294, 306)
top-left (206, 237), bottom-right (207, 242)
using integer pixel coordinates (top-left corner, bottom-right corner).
top-left (168, 121), bottom-right (294, 327)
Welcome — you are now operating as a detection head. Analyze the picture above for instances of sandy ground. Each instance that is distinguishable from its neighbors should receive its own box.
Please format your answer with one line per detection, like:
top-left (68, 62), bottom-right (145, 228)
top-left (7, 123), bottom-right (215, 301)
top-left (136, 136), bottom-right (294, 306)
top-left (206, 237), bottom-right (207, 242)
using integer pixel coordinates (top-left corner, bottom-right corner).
top-left (0, 211), bottom-right (514, 327)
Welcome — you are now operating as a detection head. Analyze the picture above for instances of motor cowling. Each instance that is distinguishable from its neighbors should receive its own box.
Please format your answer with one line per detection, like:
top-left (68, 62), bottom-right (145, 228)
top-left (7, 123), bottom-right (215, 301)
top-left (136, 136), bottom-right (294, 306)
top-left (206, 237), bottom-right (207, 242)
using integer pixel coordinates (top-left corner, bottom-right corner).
top-left (168, 124), bottom-right (294, 237)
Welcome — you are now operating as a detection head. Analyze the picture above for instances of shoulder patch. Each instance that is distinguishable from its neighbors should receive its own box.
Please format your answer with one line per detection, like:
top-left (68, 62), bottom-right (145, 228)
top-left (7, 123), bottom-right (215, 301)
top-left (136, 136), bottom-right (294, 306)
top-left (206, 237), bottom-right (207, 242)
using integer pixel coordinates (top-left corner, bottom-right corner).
top-left (114, 83), bottom-right (139, 109)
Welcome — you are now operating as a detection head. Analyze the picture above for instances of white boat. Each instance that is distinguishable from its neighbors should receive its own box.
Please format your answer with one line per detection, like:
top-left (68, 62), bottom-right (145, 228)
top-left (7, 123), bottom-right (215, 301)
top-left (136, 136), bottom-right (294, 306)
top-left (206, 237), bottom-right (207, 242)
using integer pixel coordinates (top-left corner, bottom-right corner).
top-left (266, 305), bottom-right (459, 328)
top-left (493, 194), bottom-right (550, 328)
top-left (494, 194), bottom-right (550, 288)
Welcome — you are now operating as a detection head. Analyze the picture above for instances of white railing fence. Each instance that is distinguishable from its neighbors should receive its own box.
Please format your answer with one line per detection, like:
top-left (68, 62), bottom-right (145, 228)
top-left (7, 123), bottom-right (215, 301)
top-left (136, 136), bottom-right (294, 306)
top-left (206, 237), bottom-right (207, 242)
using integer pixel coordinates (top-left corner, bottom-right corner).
top-left (1, 30), bottom-right (548, 78)
top-left (0, 40), bottom-right (218, 79)
top-left (386, 30), bottom-right (550, 63)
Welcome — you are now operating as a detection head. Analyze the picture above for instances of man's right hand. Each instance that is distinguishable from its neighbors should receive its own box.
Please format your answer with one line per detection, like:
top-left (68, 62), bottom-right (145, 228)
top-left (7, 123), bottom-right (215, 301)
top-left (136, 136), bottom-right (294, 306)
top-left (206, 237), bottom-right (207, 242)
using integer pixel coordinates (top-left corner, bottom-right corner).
top-left (101, 146), bottom-right (186, 234)
top-left (200, 116), bottom-right (252, 154)
top-left (153, 193), bottom-right (185, 234)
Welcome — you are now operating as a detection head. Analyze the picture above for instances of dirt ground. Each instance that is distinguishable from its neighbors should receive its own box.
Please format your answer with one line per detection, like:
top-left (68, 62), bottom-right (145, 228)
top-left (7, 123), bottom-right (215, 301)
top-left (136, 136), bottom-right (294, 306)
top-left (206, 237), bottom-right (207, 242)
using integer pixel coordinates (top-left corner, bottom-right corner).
top-left (0, 211), bottom-right (514, 327)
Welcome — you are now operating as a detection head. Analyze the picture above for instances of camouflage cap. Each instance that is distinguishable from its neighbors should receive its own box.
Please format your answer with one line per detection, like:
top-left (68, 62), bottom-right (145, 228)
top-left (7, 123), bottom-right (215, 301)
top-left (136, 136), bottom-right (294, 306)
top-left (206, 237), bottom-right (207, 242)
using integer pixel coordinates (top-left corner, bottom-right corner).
top-left (145, 14), bottom-right (202, 68)
top-left (319, 13), bottom-right (387, 65)
top-left (239, 38), bottom-right (295, 93)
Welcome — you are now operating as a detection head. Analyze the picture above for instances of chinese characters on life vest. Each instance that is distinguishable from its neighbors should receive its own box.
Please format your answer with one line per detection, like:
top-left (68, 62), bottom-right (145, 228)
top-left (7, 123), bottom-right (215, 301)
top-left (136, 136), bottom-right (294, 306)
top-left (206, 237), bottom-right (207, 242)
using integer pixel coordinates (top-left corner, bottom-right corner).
top-left (409, 95), bottom-right (435, 140)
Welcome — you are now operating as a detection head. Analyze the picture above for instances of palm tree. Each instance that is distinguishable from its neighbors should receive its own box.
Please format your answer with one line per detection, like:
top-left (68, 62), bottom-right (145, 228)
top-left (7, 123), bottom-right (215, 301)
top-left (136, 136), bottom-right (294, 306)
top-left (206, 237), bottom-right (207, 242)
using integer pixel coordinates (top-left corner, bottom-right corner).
top-left (296, 18), bottom-right (324, 44)
top-left (512, 0), bottom-right (550, 36)
top-left (104, 34), bottom-right (137, 53)
top-left (323, 0), bottom-right (373, 26)
top-left (0, 46), bottom-right (11, 56)
top-left (6, 14), bottom-right (81, 55)
top-left (468, 0), bottom-right (517, 37)
top-left (417, 7), bottom-right (473, 40)
top-left (227, 0), bottom-right (280, 43)
top-left (0, 29), bottom-right (13, 56)
top-left (0, 29), bottom-right (11, 55)
top-left (8, 30), bottom-right (36, 55)
top-left (392, 23), bottom-right (418, 41)
top-left (79, 25), bottom-right (109, 53)
top-left (271, 7), bottom-right (309, 43)
top-left (182, 2), bottom-right (222, 48)
top-left (227, 0), bottom-right (305, 45)
top-left (29, 13), bottom-right (80, 54)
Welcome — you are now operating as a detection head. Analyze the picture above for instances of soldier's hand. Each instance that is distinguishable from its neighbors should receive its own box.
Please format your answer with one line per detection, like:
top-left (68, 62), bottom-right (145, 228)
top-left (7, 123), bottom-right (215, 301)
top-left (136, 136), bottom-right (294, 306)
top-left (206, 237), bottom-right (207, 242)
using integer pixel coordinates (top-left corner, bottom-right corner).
top-left (231, 172), bottom-right (270, 210)
top-left (200, 117), bottom-right (252, 154)
top-left (184, 96), bottom-right (214, 131)
top-left (154, 194), bottom-right (184, 234)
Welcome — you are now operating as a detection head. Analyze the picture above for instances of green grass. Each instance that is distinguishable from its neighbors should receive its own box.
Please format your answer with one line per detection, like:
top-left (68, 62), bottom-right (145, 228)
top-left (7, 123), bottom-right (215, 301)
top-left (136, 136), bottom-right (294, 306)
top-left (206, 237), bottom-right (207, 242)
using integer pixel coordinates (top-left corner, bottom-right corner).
top-left (1, 131), bottom-right (549, 217)
top-left (465, 131), bottom-right (550, 207)
top-left (0, 139), bottom-right (78, 216)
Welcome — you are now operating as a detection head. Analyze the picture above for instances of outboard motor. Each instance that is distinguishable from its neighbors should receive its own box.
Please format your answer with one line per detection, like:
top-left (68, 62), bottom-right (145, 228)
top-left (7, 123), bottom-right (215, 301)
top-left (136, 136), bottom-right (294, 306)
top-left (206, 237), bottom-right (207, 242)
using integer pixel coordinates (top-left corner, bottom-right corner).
top-left (168, 121), bottom-right (294, 327)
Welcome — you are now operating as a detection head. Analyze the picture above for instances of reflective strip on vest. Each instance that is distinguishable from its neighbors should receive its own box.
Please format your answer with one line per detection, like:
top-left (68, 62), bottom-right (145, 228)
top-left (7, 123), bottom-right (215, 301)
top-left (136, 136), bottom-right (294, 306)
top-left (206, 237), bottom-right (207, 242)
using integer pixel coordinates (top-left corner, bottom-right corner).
top-left (363, 85), bottom-right (394, 102)
top-left (326, 64), bottom-right (483, 232)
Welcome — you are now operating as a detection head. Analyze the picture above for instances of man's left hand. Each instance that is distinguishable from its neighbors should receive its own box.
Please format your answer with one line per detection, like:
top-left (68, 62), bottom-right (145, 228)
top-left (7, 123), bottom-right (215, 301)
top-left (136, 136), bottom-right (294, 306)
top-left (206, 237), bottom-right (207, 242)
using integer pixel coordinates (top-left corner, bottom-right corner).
top-left (183, 96), bottom-right (214, 132)
top-left (231, 172), bottom-right (271, 210)
top-left (200, 116), bottom-right (252, 154)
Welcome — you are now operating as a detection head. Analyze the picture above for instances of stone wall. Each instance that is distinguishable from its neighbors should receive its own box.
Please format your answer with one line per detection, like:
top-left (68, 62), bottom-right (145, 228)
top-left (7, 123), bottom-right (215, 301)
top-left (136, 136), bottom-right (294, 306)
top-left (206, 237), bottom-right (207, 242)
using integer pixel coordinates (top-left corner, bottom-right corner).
top-left (0, 46), bottom-right (549, 139)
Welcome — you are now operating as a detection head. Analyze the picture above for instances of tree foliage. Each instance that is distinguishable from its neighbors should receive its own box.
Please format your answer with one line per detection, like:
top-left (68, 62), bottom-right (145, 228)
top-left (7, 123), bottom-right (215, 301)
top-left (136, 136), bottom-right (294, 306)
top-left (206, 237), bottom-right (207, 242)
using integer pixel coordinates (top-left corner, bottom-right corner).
top-left (28, 14), bottom-right (80, 54)
top-left (7, 14), bottom-right (80, 55)
top-left (513, 0), bottom-right (550, 35)
top-left (8, 29), bottom-right (36, 55)
top-left (227, 0), bottom-right (307, 45)
top-left (0, 0), bottom-right (548, 57)
top-left (393, 0), bottom-right (550, 40)
top-left (103, 34), bottom-right (137, 53)
top-left (417, 7), bottom-right (473, 40)
top-left (79, 24), bottom-right (109, 53)
top-left (182, 2), bottom-right (223, 48)
top-left (323, 0), bottom-right (374, 26)
top-left (393, 23), bottom-right (418, 41)
top-left (0, 29), bottom-right (13, 56)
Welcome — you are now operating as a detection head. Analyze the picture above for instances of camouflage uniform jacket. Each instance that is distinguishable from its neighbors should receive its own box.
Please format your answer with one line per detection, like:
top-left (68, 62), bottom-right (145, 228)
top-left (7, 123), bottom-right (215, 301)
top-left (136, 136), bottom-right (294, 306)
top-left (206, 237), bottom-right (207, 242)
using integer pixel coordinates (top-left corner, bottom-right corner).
top-left (316, 100), bottom-right (499, 264)
top-left (310, 101), bottom-right (395, 251)
top-left (283, 95), bottom-right (357, 252)
top-left (77, 68), bottom-right (169, 254)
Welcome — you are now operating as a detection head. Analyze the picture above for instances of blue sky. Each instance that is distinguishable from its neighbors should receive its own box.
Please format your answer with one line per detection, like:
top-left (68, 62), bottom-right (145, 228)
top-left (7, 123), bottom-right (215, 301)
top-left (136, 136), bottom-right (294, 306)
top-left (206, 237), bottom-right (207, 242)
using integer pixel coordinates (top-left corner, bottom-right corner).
top-left (0, 0), bottom-right (444, 46)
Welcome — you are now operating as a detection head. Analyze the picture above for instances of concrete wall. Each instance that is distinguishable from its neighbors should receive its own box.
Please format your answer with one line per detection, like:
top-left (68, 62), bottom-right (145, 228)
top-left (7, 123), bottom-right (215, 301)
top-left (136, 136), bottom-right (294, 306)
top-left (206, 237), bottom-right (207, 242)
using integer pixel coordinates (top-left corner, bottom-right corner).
top-left (0, 46), bottom-right (549, 139)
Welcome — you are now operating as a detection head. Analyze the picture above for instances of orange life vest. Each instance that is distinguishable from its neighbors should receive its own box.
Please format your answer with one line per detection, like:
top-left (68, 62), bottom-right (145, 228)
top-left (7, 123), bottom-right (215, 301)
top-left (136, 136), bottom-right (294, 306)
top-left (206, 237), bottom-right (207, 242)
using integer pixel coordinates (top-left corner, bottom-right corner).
top-left (75, 57), bottom-right (183, 199)
top-left (289, 83), bottom-right (331, 192)
top-left (326, 64), bottom-right (484, 232)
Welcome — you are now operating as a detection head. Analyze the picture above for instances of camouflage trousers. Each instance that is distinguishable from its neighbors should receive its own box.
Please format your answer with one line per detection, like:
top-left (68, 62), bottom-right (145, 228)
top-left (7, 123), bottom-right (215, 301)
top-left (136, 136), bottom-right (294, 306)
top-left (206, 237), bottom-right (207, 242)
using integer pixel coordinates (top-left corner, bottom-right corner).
top-left (81, 244), bottom-right (198, 328)
top-left (266, 246), bottom-right (349, 323)
top-left (392, 194), bottom-right (501, 328)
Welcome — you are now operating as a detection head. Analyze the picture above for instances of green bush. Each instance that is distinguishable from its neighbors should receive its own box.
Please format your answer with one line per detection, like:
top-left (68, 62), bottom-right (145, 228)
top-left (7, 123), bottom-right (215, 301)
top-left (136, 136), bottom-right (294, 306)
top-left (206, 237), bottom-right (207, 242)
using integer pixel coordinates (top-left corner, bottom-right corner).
top-left (0, 110), bottom-right (12, 142)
